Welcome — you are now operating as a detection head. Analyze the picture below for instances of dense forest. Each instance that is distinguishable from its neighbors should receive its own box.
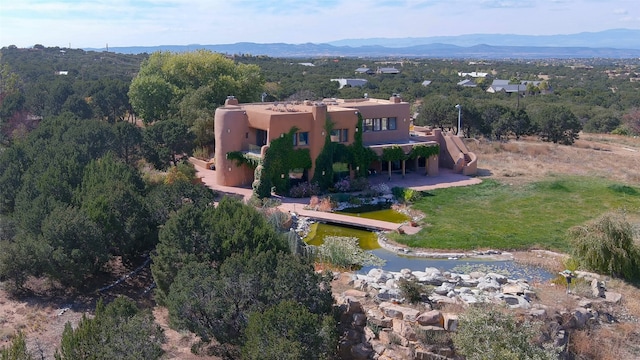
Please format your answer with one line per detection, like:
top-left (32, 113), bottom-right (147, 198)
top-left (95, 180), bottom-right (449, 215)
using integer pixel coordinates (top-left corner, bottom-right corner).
top-left (1, 45), bottom-right (640, 358)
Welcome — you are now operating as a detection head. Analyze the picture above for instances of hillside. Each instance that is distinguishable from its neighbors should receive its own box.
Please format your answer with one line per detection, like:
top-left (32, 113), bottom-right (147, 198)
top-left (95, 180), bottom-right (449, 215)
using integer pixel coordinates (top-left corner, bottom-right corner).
top-left (2, 133), bottom-right (639, 358)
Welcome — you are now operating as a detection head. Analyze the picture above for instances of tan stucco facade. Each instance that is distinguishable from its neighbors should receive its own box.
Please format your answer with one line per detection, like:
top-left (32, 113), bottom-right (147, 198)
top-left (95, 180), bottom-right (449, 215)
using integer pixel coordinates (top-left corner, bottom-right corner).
top-left (213, 96), bottom-right (462, 187)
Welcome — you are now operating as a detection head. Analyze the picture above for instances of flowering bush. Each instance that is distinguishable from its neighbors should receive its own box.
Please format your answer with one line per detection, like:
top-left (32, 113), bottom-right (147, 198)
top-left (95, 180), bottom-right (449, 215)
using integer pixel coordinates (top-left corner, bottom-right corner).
top-left (289, 182), bottom-right (321, 198)
top-left (334, 178), bottom-right (351, 192)
top-left (350, 177), bottom-right (370, 192)
top-left (365, 183), bottom-right (390, 196)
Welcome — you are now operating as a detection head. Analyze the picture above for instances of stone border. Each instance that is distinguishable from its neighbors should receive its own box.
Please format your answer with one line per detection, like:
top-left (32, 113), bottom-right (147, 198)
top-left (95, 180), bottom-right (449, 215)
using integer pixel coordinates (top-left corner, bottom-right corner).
top-left (377, 233), bottom-right (514, 261)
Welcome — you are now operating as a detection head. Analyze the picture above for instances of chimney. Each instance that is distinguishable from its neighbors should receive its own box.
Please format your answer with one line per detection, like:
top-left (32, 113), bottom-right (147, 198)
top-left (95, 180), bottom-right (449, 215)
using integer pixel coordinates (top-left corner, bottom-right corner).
top-left (225, 95), bottom-right (239, 106)
top-left (390, 94), bottom-right (402, 103)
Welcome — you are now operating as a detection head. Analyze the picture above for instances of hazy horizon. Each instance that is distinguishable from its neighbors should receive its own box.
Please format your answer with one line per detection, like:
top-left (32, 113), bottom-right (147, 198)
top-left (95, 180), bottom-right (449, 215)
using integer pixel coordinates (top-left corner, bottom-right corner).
top-left (1, 0), bottom-right (640, 49)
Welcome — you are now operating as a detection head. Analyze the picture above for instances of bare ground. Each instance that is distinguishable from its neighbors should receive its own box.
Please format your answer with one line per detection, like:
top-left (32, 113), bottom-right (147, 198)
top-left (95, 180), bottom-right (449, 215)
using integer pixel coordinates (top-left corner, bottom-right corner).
top-left (1, 133), bottom-right (640, 358)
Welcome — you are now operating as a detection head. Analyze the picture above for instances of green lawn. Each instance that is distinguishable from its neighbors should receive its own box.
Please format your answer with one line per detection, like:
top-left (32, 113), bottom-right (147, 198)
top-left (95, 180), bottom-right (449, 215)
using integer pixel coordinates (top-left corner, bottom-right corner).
top-left (394, 176), bottom-right (640, 252)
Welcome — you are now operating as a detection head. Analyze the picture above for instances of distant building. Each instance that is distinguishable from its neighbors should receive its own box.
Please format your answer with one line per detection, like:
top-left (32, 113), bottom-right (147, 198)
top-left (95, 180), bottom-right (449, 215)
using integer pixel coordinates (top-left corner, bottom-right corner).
top-left (298, 62), bottom-right (315, 67)
top-left (355, 67), bottom-right (374, 75)
top-left (486, 79), bottom-right (542, 94)
top-left (457, 79), bottom-right (477, 87)
top-left (55, 71), bottom-right (69, 75)
top-left (458, 71), bottom-right (488, 78)
top-left (421, 80), bottom-right (432, 86)
top-left (377, 67), bottom-right (400, 74)
top-left (330, 78), bottom-right (368, 89)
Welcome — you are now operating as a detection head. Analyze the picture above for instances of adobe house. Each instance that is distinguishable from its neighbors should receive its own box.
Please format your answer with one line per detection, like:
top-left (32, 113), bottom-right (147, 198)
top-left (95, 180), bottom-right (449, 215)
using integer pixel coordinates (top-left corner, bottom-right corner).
top-left (213, 96), bottom-right (476, 187)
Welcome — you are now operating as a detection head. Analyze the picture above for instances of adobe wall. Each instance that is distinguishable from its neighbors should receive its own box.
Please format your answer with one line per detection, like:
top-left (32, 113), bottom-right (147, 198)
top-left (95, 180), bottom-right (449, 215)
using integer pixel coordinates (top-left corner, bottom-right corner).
top-left (214, 106), bottom-right (254, 186)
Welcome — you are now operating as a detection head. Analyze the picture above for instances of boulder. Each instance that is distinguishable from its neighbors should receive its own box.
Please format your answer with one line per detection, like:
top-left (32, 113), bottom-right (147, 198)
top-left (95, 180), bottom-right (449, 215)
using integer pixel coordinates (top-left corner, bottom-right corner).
top-left (442, 313), bottom-right (459, 331)
top-left (393, 318), bottom-right (417, 341)
top-left (477, 278), bottom-right (501, 292)
top-left (344, 296), bottom-right (363, 314)
top-left (424, 267), bottom-right (442, 276)
top-left (591, 279), bottom-right (605, 298)
top-left (353, 312), bottom-right (367, 327)
top-left (343, 289), bottom-right (368, 298)
top-left (486, 272), bottom-right (508, 284)
top-left (416, 310), bottom-right (444, 327)
top-left (364, 325), bottom-right (376, 341)
top-left (570, 307), bottom-right (590, 329)
top-left (502, 283), bottom-right (527, 295)
top-left (376, 287), bottom-right (401, 302)
top-left (368, 268), bottom-right (390, 283)
top-left (469, 271), bottom-right (486, 279)
top-left (501, 294), bottom-right (531, 309)
top-left (380, 346), bottom-right (412, 360)
top-left (419, 273), bottom-right (446, 286)
top-left (350, 343), bottom-right (373, 360)
top-left (604, 291), bottom-right (622, 304)
top-left (379, 302), bottom-right (420, 321)
top-left (434, 281), bottom-right (455, 295)
top-left (367, 308), bottom-right (393, 328)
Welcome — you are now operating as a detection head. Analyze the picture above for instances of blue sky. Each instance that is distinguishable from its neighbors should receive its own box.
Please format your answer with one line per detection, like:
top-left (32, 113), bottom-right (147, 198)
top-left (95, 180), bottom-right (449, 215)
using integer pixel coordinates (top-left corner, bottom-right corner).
top-left (1, 0), bottom-right (639, 48)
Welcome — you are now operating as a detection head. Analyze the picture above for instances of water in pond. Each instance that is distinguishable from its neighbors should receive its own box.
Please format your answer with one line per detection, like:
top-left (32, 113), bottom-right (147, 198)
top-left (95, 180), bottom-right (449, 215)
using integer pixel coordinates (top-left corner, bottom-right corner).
top-left (304, 223), bottom-right (553, 282)
top-left (335, 205), bottom-right (410, 224)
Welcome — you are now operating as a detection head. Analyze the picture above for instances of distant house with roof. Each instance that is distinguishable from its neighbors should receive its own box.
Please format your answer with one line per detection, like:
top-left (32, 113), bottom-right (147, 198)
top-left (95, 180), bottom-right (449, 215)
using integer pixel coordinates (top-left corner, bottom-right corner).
top-left (458, 71), bottom-right (488, 78)
top-left (331, 78), bottom-right (368, 89)
top-left (457, 79), bottom-right (477, 87)
top-left (355, 67), bottom-right (374, 75)
top-left (377, 67), bottom-right (400, 74)
top-left (421, 80), bottom-right (432, 87)
top-left (486, 79), bottom-right (544, 94)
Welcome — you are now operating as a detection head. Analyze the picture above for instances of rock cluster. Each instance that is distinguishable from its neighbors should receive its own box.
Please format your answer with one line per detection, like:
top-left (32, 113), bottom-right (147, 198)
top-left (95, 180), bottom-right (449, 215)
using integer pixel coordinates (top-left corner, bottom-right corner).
top-left (332, 267), bottom-right (625, 360)
top-left (357, 267), bottom-right (535, 310)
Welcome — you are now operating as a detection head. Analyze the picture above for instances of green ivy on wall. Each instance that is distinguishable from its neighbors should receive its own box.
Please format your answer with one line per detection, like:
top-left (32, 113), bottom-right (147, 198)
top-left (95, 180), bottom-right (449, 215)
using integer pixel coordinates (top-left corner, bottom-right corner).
top-left (226, 151), bottom-right (261, 168)
top-left (311, 119), bottom-right (336, 190)
top-left (381, 146), bottom-right (407, 162)
top-left (349, 112), bottom-right (378, 178)
top-left (253, 127), bottom-right (312, 198)
top-left (408, 144), bottom-right (440, 159)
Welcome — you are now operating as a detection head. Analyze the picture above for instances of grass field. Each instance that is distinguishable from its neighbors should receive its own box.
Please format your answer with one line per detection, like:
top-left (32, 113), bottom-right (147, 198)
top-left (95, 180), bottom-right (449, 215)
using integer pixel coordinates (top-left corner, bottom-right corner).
top-left (394, 175), bottom-right (640, 252)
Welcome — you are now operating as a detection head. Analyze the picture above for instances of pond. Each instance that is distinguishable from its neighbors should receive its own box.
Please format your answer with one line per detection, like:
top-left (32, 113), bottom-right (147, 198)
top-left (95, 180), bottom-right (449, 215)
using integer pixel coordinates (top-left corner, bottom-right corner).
top-left (335, 204), bottom-right (410, 224)
top-left (304, 222), bottom-right (554, 282)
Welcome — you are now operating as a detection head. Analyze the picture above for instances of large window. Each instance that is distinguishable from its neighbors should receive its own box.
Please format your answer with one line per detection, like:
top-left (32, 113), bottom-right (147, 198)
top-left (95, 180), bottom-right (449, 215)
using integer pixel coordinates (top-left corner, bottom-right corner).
top-left (363, 117), bottom-right (397, 132)
top-left (293, 131), bottom-right (309, 146)
top-left (331, 129), bottom-right (349, 142)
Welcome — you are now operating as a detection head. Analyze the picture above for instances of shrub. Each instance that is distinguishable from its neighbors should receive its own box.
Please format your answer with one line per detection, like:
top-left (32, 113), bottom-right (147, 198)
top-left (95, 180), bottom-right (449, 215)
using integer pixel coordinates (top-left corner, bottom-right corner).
top-left (366, 183), bottom-right (390, 196)
top-left (315, 236), bottom-right (385, 270)
top-left (452, 305), bottom-right (557, 360)
top-left (392, 186), bottom-right (423, 203)
top-left (192, 146), bottom-right (210, 160)
top-left (398, 278), bottom-right (429, 304)
top-left (334, 178), bottom-right (351, 192)
top-left (350, 177), bottom-right (370, 192)
top-left (289, 182), bottom-right (321, 198)
top-left (567, 211), bottom-right (640, 280)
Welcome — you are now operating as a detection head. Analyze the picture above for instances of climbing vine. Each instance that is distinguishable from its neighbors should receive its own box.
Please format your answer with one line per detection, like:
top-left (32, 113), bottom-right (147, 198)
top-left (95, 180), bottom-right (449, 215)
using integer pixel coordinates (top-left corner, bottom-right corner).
top-left (381, 146), bottom-right (407, 162)
top-left (226, 151), bottom-right (262, 168)
top-left (254, 127), bottom-right (312, 198)
top-left (408, 144), bottom-right (440, 159)
top-left (349, 112), bottom-right (378, 178)
top-left (312, 119), bottom-right (336, 190)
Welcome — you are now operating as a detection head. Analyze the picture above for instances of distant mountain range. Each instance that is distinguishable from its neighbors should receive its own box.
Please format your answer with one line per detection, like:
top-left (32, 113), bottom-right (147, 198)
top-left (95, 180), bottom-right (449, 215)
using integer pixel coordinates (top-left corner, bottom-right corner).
top-left (88, 29), bottom-right (640, 59)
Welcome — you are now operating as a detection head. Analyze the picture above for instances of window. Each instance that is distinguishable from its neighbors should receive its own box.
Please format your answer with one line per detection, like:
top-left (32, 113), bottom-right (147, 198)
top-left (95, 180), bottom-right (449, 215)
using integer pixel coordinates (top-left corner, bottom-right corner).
top-left (295, 132), bottom-right (309, 146)
top-left (363, 119), bottom-right (373, 132)
top-left (387, 117), bottom-right (397, 130)
top-left (331, 129), bottom-right (349, 142)
top-left (363, 117), bottom-right (397, 132)
top-left (373, 118), bottom-right (382, 131)
top-left (341, 129), bottom-right (349, 142)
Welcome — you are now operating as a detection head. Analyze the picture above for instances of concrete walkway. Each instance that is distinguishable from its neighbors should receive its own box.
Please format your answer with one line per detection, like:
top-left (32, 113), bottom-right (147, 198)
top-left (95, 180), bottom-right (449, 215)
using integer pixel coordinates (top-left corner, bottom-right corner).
top-left (194, 166), bottom-right (481, 235)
